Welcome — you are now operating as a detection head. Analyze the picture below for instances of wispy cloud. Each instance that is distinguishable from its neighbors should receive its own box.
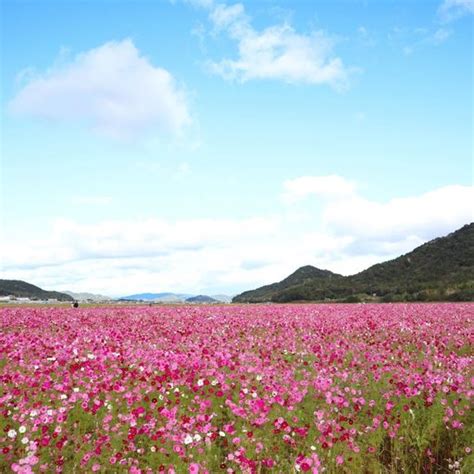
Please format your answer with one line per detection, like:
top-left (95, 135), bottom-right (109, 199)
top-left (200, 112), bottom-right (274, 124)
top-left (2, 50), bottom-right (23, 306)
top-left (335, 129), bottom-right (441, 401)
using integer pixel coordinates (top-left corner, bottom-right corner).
top-left (430, 28), bottom-right (452, 44)
top-left (389, 25), bottom-right (452, 55)
top-left (190, 1), bottom-right (352, 88)
top-left (356, 26), bottom-right (376, 47)
top-left (438, 0), bottom-right (474, 21)
top-left (9, 39), bottom-right (191, 141)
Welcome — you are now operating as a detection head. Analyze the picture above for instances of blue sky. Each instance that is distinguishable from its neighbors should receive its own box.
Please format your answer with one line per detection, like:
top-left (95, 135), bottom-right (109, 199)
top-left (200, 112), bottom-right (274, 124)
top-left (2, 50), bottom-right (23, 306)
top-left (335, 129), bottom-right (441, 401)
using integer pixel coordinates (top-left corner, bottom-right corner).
top-left (1, 0), bottom-right (473, 296)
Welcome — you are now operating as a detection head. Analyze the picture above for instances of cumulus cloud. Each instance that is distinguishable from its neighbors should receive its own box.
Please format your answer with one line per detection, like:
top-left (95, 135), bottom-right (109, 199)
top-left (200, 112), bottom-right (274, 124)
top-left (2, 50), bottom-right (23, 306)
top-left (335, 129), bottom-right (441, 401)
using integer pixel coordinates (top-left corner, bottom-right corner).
top-left (283, 176), bottom-right (473, 243)
top-left (9, 39), bottom-right (191, 140)
top-left (1, 217), bottom-right (278, 271)
top-left (322, 184), bottom-right (474, 242)
top-left (1, 179), bottom-right (472, 295)
top-left (0, 203), bottom-right (348, 294)
top-left (0, 216), bottom-right (344, 295)
top-left (194, 2), bottom-right (350, 87)
top-left (438, 0), bottom-right (474, 21)
top-left (281, 177), bottom-right (473, 266)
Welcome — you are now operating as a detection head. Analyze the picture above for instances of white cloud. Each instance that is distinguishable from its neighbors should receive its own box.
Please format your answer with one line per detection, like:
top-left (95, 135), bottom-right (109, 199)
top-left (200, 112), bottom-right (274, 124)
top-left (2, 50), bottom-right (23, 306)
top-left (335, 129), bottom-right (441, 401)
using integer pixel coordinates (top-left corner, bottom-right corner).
top-left (282, 177), bottom-right (473, 245)
top-left (9, 39), bottom-right (191, 140)
top-left (356, 26), bottom-right (376, 47)
top-left (390, 25), bottom-right (452, 55)
top-left (210, 3), bottom-right (245, 30)
top-left (1, 217), bottom-right (279, 271)
top-left (431, 28), bottom-right (452, 44)
top-left (282, 175), bottom-right (356, 203)
top-left (1, 178), bottom-right (472, 295)
top-left (194, 2), bottom-right (350, 87)
top-left (322, 184), bottom-right (474, 242)
top-left (438, 0), bottom-right (474, 21)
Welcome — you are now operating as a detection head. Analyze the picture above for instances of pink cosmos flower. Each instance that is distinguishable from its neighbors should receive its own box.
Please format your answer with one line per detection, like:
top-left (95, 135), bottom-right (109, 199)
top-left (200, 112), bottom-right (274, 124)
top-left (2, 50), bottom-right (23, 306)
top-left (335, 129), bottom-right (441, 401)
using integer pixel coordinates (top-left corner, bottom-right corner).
top-left (189, 463), bottom-right (200, 474)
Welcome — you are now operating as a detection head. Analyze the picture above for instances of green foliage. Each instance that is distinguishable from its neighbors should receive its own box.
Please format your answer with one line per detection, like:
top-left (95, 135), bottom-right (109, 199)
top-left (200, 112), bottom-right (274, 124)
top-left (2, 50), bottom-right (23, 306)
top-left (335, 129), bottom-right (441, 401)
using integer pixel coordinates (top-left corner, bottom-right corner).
top-left (343, 295), bottom-right (362, 303)
top-left (234, 223), bottom-right (474, 303)
top-left (0, 279), bottom-right (73, 301)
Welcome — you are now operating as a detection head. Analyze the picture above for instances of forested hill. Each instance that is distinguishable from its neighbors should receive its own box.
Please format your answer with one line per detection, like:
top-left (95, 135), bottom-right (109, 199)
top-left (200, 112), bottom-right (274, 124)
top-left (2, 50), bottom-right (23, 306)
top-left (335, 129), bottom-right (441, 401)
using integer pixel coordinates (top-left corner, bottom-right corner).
top-left (233, 223), bottom-right (474, 303)
top-left (0, 280), bottom-right (73, 301)
top-left (233, 265), bottom-right (342, 303)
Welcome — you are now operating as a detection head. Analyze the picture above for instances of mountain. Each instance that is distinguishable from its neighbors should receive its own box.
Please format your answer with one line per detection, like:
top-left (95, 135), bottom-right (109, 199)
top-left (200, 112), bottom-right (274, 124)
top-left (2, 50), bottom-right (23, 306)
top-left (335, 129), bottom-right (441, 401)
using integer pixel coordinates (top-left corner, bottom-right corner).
top-left (185, 295), bottom-right (219, 303)
top-left (64, 291), bottom-right (111, 302)
top-left (119, 292), bottom-right (232, 303)
top-left (233, 223), bottom-right (474, 303)
top-left (119, 292), bottom-right (193, 302)
top-left (233, 265), bottom-right (342, 303)
top-left (0, 280), bottom-right (73, 301)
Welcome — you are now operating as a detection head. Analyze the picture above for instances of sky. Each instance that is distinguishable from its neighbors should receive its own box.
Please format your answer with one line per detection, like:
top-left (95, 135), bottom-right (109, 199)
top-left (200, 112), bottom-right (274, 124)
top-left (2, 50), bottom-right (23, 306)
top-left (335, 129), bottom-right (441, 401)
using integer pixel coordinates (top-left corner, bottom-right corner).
top-left (0, 0), bottom-right (473, 297)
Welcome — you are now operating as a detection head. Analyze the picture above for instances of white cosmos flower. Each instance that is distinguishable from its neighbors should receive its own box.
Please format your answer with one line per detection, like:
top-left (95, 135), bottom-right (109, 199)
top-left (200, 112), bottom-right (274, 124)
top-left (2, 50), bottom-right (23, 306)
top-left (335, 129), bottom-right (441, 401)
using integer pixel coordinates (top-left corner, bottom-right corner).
top-left (197, 379), bottom-right (204, 387)
top-left (193, 434), bottom-right (202, 442)
top-left (19, 426), bottom-right (26, 433)
top-left (7, 429), bottom-right (17, 438)
top-left (183, 434), bottom-right (193, 445)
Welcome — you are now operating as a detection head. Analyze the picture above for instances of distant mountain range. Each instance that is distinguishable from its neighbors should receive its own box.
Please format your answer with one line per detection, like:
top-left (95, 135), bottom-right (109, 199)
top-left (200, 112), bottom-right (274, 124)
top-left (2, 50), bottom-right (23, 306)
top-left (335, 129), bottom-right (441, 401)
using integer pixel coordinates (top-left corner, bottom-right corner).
top-left (63, 291), bottom-right (111, 302)
top-left (185, 295), bottom-right (219, 303)
top-left (3, 224), bottom-right (472, 304)
top-left (119, 292), bottom-right (193, 302)
top-left (0, 280), bottom-right (73, 301)
top-left (119, 292), bottom-right (231, 303)
top-left (233, 223), bottom-right (474, 303)
top-left (0, 282), bottom-right (232, 304)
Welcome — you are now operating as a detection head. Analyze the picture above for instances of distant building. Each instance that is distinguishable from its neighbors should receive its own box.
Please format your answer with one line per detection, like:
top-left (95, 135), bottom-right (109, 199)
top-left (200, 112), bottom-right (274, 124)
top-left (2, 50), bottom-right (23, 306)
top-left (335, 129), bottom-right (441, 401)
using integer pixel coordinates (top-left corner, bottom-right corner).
top-left (17, 297), bottom-right (32, 302)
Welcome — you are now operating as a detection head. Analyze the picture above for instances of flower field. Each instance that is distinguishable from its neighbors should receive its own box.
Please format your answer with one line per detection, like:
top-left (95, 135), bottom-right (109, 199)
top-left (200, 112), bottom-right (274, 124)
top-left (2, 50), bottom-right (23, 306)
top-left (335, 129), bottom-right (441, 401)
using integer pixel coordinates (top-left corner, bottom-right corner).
top-left (0, 303), bottom-right (473, 473)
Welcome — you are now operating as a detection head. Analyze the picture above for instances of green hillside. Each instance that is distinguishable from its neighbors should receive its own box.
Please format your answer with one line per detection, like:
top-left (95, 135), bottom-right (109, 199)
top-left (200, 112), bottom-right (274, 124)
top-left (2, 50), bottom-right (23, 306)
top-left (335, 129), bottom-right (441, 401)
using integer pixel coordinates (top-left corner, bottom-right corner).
top-left (0, 280), bottom-right (73, 301)
top-left (233, 265), bottom-right (342, 303)
top-left (233, 223), bottom-right (474, 303)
